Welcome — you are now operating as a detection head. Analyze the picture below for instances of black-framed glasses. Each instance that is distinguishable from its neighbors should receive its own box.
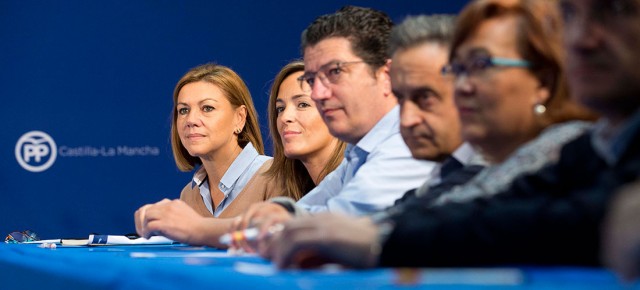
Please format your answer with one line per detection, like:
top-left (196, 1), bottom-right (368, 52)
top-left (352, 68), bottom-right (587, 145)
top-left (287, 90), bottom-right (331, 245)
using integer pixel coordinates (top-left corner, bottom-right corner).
top-left (296, 61), bottom-right (365, 92)
top-left (5, 230), bottom-right (40, 243)
top-left (441, 56), bottom-right (531, 77)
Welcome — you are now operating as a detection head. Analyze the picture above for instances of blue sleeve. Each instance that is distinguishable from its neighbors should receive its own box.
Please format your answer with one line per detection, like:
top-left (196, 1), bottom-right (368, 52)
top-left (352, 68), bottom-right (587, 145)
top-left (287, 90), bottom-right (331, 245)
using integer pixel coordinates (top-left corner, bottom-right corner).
top-left (297, 133), bottom-right (435, 216)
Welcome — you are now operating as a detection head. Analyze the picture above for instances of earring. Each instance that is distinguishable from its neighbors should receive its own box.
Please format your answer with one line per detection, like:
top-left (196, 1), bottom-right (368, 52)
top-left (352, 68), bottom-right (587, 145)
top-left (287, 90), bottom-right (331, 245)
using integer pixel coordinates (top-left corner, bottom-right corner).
top-left (534, 103), bottom-right (547, 115)
top-left (235, 128), bottom-right (242, 134)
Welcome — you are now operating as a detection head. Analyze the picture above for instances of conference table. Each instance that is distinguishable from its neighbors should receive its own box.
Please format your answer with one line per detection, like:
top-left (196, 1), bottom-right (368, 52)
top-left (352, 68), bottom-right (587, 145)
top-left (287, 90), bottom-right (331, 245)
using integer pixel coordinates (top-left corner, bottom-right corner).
top-left (0, 243), bottom-right (634, 289)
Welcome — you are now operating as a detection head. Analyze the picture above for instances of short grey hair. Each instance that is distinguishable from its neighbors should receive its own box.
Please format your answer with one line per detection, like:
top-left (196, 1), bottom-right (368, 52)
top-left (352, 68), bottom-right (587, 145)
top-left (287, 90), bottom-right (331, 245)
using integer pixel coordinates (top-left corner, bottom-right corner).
top-left (388, 14), bottom-right (456, 56)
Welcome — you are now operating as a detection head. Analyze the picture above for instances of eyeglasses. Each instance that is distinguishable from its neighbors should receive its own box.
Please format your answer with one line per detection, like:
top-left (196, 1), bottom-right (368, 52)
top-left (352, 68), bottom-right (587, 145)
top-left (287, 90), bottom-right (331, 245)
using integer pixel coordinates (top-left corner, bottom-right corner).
top-left (5, 230), bottom-right (40, 243)
top-left (441, 56), bottom-right (531, 77)
top-left (297, 61), bottom-right (365, 92)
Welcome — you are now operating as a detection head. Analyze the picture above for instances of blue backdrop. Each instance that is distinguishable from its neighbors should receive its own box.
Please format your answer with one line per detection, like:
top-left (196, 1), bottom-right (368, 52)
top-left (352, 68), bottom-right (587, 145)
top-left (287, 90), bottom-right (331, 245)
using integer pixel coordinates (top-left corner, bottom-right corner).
top-left (1, 1), bottom-right (468, 239)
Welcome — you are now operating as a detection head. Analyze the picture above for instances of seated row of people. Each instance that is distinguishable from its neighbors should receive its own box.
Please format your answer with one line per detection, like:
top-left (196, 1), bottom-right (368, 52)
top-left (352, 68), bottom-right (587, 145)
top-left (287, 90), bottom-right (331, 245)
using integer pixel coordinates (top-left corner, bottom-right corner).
top-left (134, 0), bottom-right (640, 281)
top-left (135, 5), bottom-right (435, 247)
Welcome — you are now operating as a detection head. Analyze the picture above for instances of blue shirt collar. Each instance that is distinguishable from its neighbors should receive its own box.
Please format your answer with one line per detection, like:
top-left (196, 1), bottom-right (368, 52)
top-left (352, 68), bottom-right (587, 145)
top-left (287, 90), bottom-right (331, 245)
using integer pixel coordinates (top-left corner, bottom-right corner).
top-left (220, 142), bottom-right (260, 190)
top-left (190, 142), bottom-right (260, 189)
top-left (453, 142), bottom-right (487, 166)
top-left (350, 105), bottom-right (400, 154)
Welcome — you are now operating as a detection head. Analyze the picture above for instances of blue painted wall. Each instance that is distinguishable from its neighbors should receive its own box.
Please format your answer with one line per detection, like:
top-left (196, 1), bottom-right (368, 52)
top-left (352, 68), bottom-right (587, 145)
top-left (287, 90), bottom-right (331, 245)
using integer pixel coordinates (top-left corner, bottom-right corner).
top-left (0, 1), bottom-right (468, 239)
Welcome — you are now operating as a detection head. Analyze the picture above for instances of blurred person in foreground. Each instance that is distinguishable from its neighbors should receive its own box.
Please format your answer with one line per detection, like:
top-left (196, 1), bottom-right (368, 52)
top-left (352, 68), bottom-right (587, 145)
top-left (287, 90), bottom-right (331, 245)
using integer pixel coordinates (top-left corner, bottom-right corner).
top-left (269, 0), bottom-right (640, 269)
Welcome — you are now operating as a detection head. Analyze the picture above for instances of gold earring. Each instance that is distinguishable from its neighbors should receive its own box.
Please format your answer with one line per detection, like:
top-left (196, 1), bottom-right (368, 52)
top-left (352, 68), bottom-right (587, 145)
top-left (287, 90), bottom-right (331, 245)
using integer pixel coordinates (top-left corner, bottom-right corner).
top-left (235, 128), bottom-right (242, 134)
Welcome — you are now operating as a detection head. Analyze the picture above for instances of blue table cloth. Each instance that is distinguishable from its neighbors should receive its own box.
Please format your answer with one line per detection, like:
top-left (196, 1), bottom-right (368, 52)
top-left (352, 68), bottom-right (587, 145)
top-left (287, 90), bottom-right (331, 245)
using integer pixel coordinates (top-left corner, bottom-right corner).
top-left (0, 243), bottom-right (632, 289)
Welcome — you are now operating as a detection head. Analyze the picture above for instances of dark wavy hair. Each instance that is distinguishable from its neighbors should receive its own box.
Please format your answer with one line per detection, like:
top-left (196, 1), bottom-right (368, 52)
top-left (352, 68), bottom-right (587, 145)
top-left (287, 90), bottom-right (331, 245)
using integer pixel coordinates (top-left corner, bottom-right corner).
top-left (301, 5), bottom-right (393, 71)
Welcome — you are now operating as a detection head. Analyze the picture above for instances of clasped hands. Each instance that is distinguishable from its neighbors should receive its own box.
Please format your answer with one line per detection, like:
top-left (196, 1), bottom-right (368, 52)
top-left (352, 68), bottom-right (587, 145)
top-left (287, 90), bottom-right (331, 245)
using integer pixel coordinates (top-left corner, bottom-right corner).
top-left (228, 202), bottom-right (381, 269)
top-left (134, 199), bottom-right (381, 269)
top-left (134, 199), bottom-right (209, 245)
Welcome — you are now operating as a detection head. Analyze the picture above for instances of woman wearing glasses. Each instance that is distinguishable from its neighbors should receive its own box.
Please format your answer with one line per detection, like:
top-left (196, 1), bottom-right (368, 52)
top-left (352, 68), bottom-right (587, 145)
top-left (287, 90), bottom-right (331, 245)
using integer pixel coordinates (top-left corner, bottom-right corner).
top-left (425, 0), bottom-right (598, 206)
top-left (264, 0), bottom-right (598, 268)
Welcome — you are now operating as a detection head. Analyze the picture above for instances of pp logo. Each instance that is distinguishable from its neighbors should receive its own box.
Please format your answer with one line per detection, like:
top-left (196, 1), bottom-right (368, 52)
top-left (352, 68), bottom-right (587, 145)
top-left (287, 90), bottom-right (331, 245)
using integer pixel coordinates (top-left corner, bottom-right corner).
top-left (15, 131), bottom-right (58, 172)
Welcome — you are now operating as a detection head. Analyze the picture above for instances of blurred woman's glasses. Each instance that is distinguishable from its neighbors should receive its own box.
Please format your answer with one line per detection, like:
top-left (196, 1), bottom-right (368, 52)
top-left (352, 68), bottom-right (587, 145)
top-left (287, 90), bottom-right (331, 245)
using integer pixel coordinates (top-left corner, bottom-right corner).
top-left (441, 56), bottom-right (530, 77)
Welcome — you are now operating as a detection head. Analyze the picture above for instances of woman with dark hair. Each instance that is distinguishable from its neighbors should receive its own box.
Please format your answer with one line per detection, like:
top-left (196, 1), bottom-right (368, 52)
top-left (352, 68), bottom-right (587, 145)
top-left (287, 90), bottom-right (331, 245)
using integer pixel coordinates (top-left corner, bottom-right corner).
top-left (265, 60), bottom-right (345, 200)
top-left (226, 61), bottom-right (346, 252)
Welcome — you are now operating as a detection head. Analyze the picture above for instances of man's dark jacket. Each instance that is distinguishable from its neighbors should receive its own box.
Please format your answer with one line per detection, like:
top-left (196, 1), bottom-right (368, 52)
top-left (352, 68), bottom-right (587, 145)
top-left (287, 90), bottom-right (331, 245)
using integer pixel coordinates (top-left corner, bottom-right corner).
top-left (380, 131), bottom-right (640, 267)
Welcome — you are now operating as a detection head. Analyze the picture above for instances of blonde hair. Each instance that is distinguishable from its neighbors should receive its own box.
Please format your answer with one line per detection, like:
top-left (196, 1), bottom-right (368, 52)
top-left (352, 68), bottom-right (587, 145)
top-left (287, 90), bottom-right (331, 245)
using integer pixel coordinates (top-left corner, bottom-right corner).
top-left (264, 60), bottom-right (346, 200)
top-left (171, 63), bottom-right (264, 171)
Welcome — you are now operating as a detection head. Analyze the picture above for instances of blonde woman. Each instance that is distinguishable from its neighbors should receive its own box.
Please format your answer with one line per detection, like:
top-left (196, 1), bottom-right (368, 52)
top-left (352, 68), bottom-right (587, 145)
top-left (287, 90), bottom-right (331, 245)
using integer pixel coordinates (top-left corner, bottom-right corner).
top-left (134, 64), bottom-right (282, 247)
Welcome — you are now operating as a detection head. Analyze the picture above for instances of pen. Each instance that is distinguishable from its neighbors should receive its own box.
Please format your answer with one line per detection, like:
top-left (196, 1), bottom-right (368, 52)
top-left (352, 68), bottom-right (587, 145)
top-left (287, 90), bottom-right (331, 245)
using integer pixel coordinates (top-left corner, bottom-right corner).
top-left (219, 224), bottom-right (284, 245)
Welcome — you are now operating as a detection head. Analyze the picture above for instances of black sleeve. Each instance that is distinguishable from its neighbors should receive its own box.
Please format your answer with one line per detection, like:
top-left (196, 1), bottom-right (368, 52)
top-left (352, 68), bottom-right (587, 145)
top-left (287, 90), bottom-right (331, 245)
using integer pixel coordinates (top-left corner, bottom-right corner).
top-left (392, 188), bottom-right (418, 207)
top-left (379, 134), bottom-right (620, 267)
top-left (391, 165), bottom-right (484, 208)
top-left (419, 165), bottom-right (485, 204)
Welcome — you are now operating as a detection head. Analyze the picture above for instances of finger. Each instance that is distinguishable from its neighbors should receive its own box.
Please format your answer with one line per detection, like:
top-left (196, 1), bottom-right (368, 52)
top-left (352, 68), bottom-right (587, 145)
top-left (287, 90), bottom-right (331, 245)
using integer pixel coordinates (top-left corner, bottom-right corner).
top-left (255, 203), bottom-right (287, 218)
top-left (273, 224), bottom-right (310, 268)
top-left (276, 238), bottom-right (314, 269)
top-left (242, 202), bottom-right (282, 229)
top-left (143, 202), bottom-right (169, 222)
top-left (143, 220), bottom-right (164, 239)
top-left (277, 237), bottom-right (326, 269)
top-left (258, 219), bottom-right (299, 265)
top-left (270, 230), bottom-right (288, 266)
top-left (237, 237), bottom-right (257, 254)
top-left (134, 205), bottom-right (147, 236)
top-left (137, 204), bottom-right (155, 236)
top-left (240, 204), bottom-right (262, 229)
top-left (158, 198), bottom-right (171, 204)
top-left (141, 205), bottom-right (165, 238)
top-left (230, 216), bottom-right (242, 232)
top-left (257, 215), bottom-right (288, 239)
top-left (258, 229), bottom-right (277, 258)
top-left (228, 217), bottom-right (243, 249)
top-left (272, 220), bottom-right (329, 269)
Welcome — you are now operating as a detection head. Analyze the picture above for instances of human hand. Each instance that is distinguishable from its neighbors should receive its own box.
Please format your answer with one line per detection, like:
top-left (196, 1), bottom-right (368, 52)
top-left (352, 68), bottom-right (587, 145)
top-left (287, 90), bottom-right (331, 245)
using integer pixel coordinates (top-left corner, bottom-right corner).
top-left (268, 213), bottom-right (379, 269)
top-left (227, 202), bottom-right (292, 253)
top-left (134, 199), bottom-right (206, 245)
top-left (134, 199), bottom-right (170, 237)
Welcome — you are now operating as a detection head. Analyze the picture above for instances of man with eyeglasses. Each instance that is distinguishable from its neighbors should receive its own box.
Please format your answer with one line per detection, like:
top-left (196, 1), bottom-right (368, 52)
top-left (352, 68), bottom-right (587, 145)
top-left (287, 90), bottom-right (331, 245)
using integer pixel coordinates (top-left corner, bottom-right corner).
top-left (231, 6), bottom-right (437, 238)
top-left (266, 0), bottom-right (640, 269)
top-left (283, 6), bottom-right (437, 216)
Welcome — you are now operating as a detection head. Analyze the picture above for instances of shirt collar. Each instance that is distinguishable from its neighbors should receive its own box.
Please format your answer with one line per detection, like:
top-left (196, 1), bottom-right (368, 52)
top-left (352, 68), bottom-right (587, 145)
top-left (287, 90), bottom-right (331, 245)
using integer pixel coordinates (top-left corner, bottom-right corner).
top-left (452, 142), bottom-right (487, 167)
top-left (190, 142), bottom-right (259, 189)
top-left (220, 142), bottom-right (259, 190)
top-left (352, 105), bottom-right (400, 154)
top-left (592, 109), bottom-right (640, 166)
top-left (191, 167), bottom-right (207, 188)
